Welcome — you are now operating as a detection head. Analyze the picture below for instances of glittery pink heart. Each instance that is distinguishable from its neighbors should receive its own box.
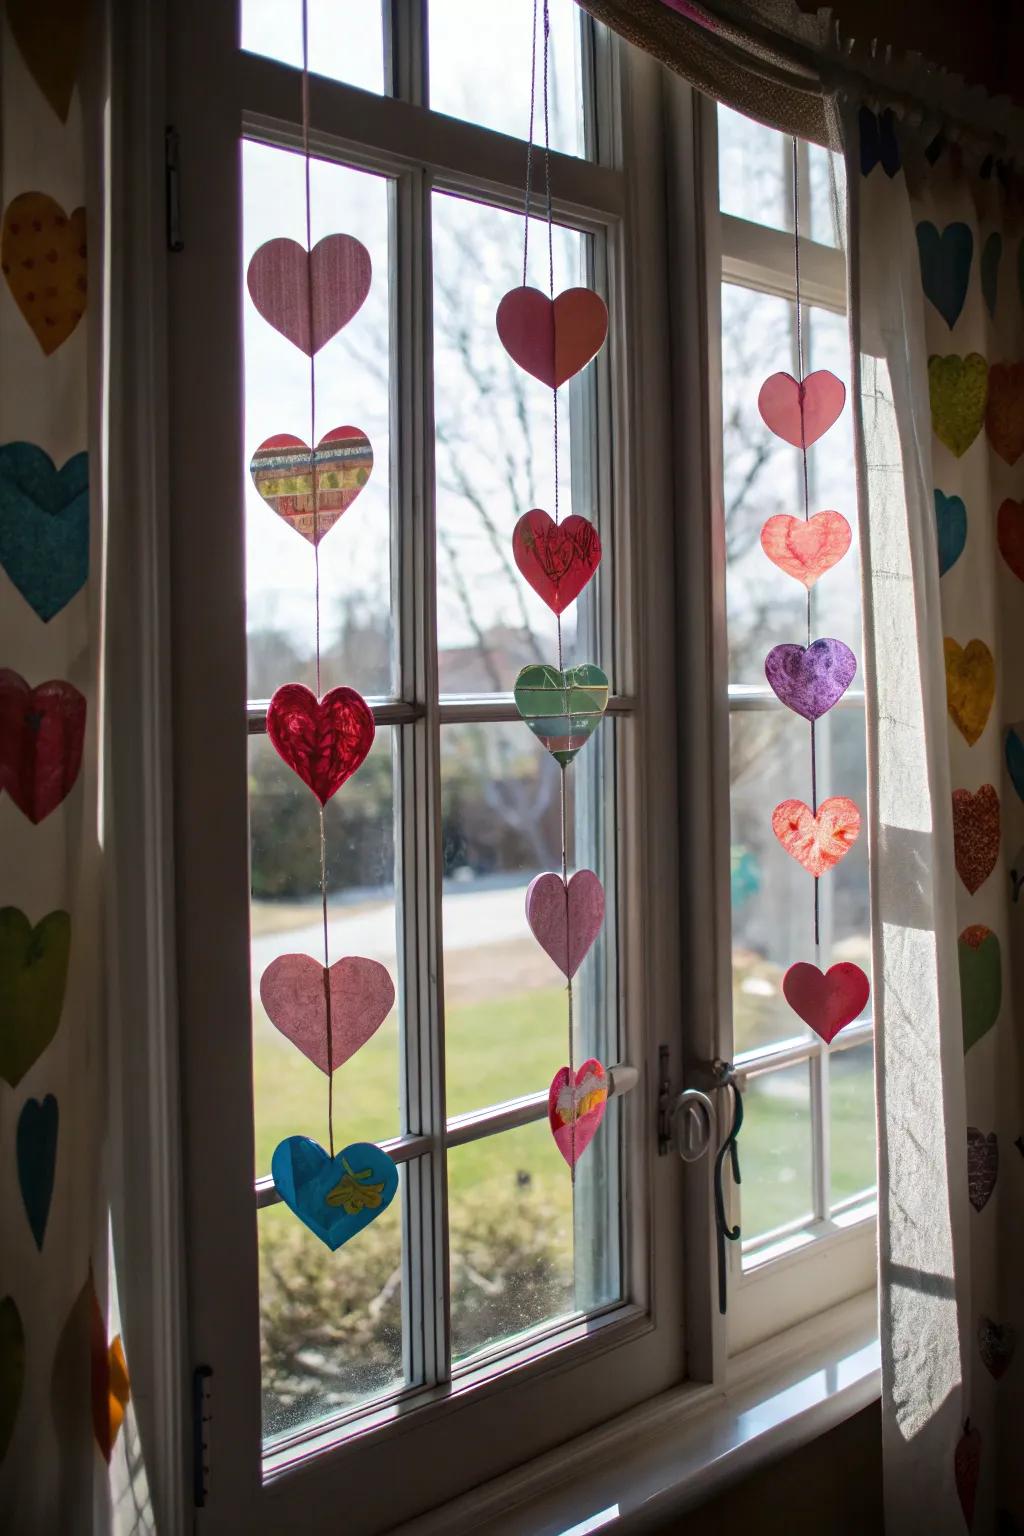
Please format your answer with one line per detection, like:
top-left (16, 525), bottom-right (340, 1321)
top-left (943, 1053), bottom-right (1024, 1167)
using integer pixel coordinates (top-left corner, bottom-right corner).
top-left (548, 1058), bottom-right (608, 1168)
top-left (758, 370), bottom-right (846, 449)
top-left (525, 870), bottom-right (604, 978)
top-left (260, 954), bottom-right (395, 1074)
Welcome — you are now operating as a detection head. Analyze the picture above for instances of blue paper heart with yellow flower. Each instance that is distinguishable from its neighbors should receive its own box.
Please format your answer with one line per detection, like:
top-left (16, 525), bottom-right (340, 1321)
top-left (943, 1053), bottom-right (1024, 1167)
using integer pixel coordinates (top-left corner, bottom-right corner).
top-left (272, 1137), bottom-right (399, 1250)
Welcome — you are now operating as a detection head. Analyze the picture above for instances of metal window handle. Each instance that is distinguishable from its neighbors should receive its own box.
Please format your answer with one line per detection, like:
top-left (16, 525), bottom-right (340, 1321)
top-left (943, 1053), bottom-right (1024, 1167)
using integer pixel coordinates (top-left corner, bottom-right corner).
top-left (670, 1088), bottom-right (716, 1162)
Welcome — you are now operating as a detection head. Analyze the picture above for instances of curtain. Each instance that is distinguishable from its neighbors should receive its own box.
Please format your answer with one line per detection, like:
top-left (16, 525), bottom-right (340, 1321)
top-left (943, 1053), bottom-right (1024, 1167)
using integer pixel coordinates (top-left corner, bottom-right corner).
top-left (845, 104), bottom-right (1024, 1532)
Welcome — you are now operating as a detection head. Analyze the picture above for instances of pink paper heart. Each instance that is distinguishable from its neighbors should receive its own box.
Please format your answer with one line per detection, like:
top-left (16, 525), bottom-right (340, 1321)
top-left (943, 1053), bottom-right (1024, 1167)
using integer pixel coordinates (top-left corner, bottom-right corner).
top-left (259, 954), bottom-right (395, 1073)
top-left (495, 286), bottom-right (608, 388)
top-left (246, 234), bottom-right (371, 356)
top-left (525, 870), bottom-right (604, 978)
top-left (757, 370), bottom-right (846, 449)
top-left (760, 511), bottom-right (851, 588)
top-left (548, 1058), bottom-right (608, 1168)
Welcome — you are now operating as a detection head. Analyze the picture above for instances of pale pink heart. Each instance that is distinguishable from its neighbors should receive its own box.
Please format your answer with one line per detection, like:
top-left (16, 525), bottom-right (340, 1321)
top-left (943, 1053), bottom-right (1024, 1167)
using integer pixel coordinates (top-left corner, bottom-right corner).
top-left (757, 370), bottom-right (846, 449)
top-left (525, 870), bottom-right (605, 978)
top-left (548, 1059), bottom-right (608, 1168)
top-left (760, 511), bottom-right (851, 588)
top-left (259, 954), bottom-right (395, 1074)
top-left (246, 234), bottom-right (371, 356)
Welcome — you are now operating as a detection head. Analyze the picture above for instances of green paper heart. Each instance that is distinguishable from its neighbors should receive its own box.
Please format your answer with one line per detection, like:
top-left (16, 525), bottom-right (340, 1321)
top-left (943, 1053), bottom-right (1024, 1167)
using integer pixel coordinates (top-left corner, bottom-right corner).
top-left (0, 1297), bottom-right (25, 1464)
top-left (514, 663), bottom-right (608, 767)
top-left (959, 925), bottom-right (1001, 1053)
top-left (928, 353), bottom-right (988, 458)
top-left (0, 908), bottom-right (71, 1087)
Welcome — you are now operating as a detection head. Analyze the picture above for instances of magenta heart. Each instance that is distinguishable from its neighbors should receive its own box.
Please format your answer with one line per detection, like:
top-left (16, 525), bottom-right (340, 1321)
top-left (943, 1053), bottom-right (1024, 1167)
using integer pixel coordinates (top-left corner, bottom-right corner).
top-left (259, 954), bottom-right (395, 1074)
top-left (757, 370), bottom-right (846, 449)
top-left (765, 638), bottom-right (856, 720)
top-left (548, 1059), bottom-right (608, 1169)
top-left (525, 870), bottom-right (604, 979)
top-left (246, 234), bottom-right (371, 356)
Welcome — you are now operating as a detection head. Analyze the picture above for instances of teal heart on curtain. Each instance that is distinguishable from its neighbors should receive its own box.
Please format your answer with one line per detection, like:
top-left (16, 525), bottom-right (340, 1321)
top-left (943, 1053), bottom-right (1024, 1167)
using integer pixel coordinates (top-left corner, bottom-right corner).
top-left (916, 222), bottom-right (973, 330)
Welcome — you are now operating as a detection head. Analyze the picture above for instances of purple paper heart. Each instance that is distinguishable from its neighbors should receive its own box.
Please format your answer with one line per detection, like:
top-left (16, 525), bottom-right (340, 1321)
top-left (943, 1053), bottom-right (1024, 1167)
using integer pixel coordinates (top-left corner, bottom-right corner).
top-left (765, 638), bottom-right (857, 720)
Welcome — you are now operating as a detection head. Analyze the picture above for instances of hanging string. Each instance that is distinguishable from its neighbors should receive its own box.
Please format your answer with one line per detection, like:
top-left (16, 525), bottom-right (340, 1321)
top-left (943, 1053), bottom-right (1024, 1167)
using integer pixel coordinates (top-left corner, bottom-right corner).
top-left (521, 0), bottom-right (540, 288)
top-left (792, 136), bottom-right (820, 953)
top-left (302, 0), bottom-right (335, 1155)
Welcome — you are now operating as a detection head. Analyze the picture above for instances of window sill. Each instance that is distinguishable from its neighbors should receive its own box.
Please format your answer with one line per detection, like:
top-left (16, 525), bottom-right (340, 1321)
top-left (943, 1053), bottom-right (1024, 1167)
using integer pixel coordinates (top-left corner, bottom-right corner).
top-left (394, 1290), bottom-right (880, 1536)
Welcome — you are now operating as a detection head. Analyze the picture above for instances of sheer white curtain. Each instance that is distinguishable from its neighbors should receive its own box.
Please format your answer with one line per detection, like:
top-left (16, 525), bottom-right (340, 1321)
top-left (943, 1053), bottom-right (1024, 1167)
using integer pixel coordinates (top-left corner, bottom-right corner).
top-left (844, 100), bottom-right (1024, 1532)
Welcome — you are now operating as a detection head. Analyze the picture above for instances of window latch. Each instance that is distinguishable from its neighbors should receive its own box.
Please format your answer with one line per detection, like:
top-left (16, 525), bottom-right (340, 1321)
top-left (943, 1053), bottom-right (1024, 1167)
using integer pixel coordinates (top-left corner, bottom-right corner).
top-left (657, 1045), bottom-right (716, 1161)
top-left (165, 126), bottom-right (184, 253)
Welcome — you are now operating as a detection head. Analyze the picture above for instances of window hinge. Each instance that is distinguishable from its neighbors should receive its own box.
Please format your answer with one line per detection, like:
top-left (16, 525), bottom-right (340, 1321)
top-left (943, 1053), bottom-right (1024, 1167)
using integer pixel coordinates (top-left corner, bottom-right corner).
top-left (165, 126), bottom-right (184, 253)
top-left (192, 1364), bottom-right (213, 1508)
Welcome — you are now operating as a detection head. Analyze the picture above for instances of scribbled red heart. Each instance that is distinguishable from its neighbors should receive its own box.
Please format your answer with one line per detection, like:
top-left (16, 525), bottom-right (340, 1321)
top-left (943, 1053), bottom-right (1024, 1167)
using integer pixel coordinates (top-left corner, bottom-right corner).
top-left (266, 684), bottom-right (374, 805)
top-left (757, 370), bottom-right (846, 449)
top-left (985, 363), bottom-right (1024, 466)
top-left (495, 286), bottom-right (608, 388)
top-left (246, 234), bottom-right (371, 356)
top-left (782, 962), bottom-right (870, 1044)
top-left (952, 785), bottom-right (1000, 895)
top-left (512, 510), bottom-right (601, 615)
top-left (997, 498), bottom-right (1024, 583)
top-left (0, 669), bottom-right (86, 824)
top-left (955, 1420), bottom-right (982, 1529)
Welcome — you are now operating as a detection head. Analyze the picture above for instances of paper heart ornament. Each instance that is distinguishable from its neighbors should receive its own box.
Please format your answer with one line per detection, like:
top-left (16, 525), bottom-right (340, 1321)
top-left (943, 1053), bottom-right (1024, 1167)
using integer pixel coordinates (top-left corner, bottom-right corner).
top-left (945, 638), bottom-right (995, 746)
top-left (272, 1137), bottom-right (398, 1250)
top-left (953, 785), bottom-right (1000, 895)
top-left (1006, 725), bottom-right (1024, 804)
top-left (967, 1127), bottom-right (998, 1211)
top-left (496, 286), bottom-right (608, 388)
top-left (246, 234), bottom-right (371, 356)
top-left (997, 499), bottom-right (1024, 582)
top-left (16, 1094), bottom-right (58, 1251)
top-left (0, 670), bottom-right (86, 823)
top-left (0, 1296), bottom-right (25, 1464)
top-left (548, 1059), bottom-right (608, 1169)
top-left (0, 442), bottom-right (89, 620)
top-left (916, 221), bottom-right (973, 330)
top-left (513, 510), bottom-right (601, 614)
top-left (764, 639), bottom-right (856, 720)
top-left (250, 428), bottom-right (372, 545)
top-left (266, 683), bottom-right (374, 805)
top-left (959, 925), bottom-right (1001, 1053)
top-left (771, 796), bottom-right (860, 877)
top-left (783, 961), bottom-right (870, 1044)
top-left (260, 954), bottom-right (395, 1073)
top-left (526, 870), bottom-right (604, 979)
top-left (90, 1283), bottom-right (130, 1462)
top-left (934, 489), bottom-right (967, 576)
top-left (0, 908), bottom-right (70, 1087)
top-left (955, 1421), bottom-right (982, 1529)
top-left (6, 0), bottom-right (89, 120)
top-left (2, 193), bottom-right (87, 356)
top-left (928, 353), bottom-right (988, 458)
top-left (514, 663), bottom-right (608, 766)
top-left (760, 511), bottom-right (850, 588)
top-left (757, 370), bottom-right (846, 449)
top-left (986, 362), bottom-right (1024, 465)
top-left (978, 1317), bottom-right (1015, 1380)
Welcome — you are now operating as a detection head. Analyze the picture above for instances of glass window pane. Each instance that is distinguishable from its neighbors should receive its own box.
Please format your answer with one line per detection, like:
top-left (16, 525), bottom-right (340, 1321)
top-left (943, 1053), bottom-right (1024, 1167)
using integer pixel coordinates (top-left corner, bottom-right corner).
top-left (717, 105), bottom-right (843, 249)
top-left (259, 1175), bottom-right (404, 1439)
top-left (249, 729), bottom-right (400, 1173)
top-left (830, 1041), bottom-right (876, 1208)
top-left (740, 1063), bottom-right (813, 1244)
top-left (243, 142), bottom-right (394, 699)
top-left (241, 0), bottom-right (386, 95)
top-left (429, 0), bottom-right (585, 156)
top-left (432, 192), bottom-right (600, 689)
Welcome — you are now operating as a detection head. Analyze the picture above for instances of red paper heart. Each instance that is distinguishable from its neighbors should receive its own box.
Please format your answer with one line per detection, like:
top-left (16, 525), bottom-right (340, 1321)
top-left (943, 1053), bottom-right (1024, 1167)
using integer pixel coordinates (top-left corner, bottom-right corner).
top-left (266, 684), bottom-right (374, 805)
top-left (985, 363), bottom-right (1024, 466)
top-left (952, 784), bottom-right (1000, 895)
top-left (997, 498), bottom-right (1024, 583)
top-left (250, 427), bottom-right (373, 545)
top-left (548, 1058), bottom-right (608, 1168)
top-left (512, 510), bottom-right (601, 615)
top-left (771, 797), bottom-right (861, 877)
top-left (783, 961), bottom-right (870, 1044)
top-left (495, 286), bottom-right (608, 388)
top-left (246, 234), bottom-right (371, 356)
top-left (0, 669), bottom-right (86, 823)
top-left (760, 511), bottom-right (851, 588)
top-left (260, 954), bottom-right (395, 1073)
top-left (757, 370), bottom-right (846, 449)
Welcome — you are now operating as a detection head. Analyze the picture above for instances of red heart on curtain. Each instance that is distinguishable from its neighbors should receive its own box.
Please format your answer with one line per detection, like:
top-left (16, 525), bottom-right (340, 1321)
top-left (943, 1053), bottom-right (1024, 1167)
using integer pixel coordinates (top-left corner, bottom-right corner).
top-left (997, 498), bottom-right (1024, 582)
top-left (512, 510), bottom-right (602, 614)
top-left (757, 370), bottom-right (846, 449)
top-left (495, 286), bottom-right (608, 388)
top-left (952, 784), bottom-right (1000, 894)
top-left (0, 669), bottom-right (86, 823)
top-left (760, 511), bottom-right (851, 587)
top-left (985, 363), bottom-right (1024, 466)
top-left (771, 797), bottom-right (861, 877)
top-left (266, 684), bottom-right (375, 805)
top-left (782, 961), bottom-right (870, 1044)
top-left (246, 234), bottom-right (371, 356)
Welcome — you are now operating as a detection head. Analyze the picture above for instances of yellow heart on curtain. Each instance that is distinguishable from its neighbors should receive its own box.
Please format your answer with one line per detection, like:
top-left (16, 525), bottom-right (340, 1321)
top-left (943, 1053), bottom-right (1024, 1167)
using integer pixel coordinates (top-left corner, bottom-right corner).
top-left (944, 637), bottom-right (995, 746)
top-left (928, 353), bottom-right (988, 458)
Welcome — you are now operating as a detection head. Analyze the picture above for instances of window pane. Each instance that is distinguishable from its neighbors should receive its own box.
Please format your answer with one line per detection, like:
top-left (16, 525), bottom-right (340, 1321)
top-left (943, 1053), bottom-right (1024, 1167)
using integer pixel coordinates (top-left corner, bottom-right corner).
top-left (243, 142), bottom-right (394, 699)
top-left (717, 105), bottom-right (843, 249)
top-left (259, 1175), bottom-right (404, 1439)
top-left (241, 0), bottom-right (386, 95)
top-left (429, 0), bottom-right (585, 156)
top-left (249, 729), bottom-right (400, 1173)
top-left (740, 1063), bottom-right (814, 1243)
top-left (432, 193), bottom-right (600, 689)
top-left (831, 1041), bottom-right (876, 1208)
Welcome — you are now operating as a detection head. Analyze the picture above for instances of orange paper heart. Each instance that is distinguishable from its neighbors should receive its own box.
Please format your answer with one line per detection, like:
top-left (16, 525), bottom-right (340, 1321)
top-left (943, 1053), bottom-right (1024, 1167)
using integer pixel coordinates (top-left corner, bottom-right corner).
top-left (985, 363), bottom-right (1024, 466)
top-left (760, 511), bottom-right (851, 588)
top-left (2, 193), bottom-right (87, 355)
top-left (90, 1285), bottom-right (130, 1462)
top-left (944, 637), bottom-right (995, 746)
top-left (772, 796), bottom-right (861, 877)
